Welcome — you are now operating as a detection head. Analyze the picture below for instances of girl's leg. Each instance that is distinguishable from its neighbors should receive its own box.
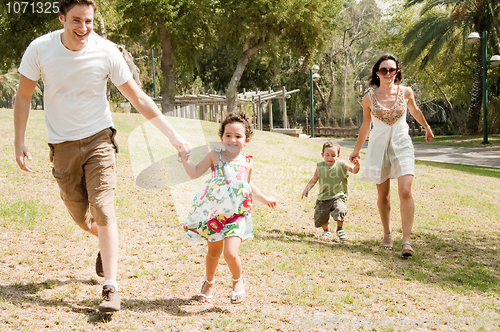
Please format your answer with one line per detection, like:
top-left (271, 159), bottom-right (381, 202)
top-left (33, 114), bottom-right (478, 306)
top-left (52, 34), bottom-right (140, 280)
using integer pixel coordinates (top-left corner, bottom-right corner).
top-left (201, 241), bottom-right (223, 298)
top-left (376, 179), bottom-right (391, 234)
top-left (397, 174), bottom-right (415, 244)
top-left (223, 236), bottom-right (244, 302)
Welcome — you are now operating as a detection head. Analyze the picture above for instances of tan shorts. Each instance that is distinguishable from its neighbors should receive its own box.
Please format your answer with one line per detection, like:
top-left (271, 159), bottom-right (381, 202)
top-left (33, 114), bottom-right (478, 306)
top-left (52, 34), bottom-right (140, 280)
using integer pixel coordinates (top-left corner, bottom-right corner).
top-left (49, 128), bottom-right (118, 230)
top-left (313, 195), bottom-right (348, 227)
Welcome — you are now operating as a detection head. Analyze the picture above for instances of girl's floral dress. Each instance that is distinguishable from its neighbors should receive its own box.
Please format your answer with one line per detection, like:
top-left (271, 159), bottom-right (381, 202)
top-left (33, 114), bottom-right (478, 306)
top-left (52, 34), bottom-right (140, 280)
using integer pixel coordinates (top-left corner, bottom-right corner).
top-left (182, 152), bottom-right (253, 242)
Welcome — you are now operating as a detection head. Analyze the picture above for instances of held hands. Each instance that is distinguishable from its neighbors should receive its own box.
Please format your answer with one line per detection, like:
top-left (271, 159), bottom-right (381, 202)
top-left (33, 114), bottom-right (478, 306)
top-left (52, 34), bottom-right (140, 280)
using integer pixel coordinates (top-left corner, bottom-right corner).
top-left (15, 143), bottom-right (33, 172)
top-left (349, 150), bottom-right (360, 164)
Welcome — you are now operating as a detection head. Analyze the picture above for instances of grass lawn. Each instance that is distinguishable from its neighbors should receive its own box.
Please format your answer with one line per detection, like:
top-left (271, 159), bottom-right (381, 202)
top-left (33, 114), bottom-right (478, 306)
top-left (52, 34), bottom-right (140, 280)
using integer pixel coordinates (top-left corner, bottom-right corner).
top-left (0, 109), bottom-right (499, 331)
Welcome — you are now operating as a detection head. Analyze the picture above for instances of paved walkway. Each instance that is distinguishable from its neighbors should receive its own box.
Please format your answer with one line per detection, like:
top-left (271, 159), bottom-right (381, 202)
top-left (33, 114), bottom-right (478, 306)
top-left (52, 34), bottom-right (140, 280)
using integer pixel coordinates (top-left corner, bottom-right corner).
top-left (336, 141), bottom-right (500, 169)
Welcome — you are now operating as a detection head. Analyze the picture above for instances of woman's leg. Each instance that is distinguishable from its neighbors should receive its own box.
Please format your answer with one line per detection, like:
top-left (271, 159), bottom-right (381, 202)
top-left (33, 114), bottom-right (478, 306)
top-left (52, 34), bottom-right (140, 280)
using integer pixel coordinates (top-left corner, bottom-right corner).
top-left (201, 240), bottom-right (223, 298)
top-left (376, 179), bottom-right (391, 234)
top-left (398, 174), bottom-right (415, 244)
top-left (223, 236), bottom-right (245, 302)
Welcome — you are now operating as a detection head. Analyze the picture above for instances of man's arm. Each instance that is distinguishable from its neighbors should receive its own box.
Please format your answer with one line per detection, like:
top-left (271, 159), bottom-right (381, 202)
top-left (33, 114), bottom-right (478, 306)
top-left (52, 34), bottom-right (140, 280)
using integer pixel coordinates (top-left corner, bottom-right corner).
top-left (14, 74), bottom-right (38, 172)
top-left (116, 79), bottom-right (189, 151)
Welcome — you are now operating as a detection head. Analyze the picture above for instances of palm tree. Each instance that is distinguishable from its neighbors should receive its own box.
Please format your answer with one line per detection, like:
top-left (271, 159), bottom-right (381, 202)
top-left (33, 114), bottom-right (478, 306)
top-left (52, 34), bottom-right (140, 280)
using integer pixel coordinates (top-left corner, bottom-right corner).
top-left (403, 0), bottom-right (500, 134)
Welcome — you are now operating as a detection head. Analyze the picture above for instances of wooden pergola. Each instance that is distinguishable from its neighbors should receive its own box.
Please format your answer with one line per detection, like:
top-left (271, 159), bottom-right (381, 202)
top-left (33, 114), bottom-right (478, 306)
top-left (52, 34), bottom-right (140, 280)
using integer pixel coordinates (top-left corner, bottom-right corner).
top-left (163, 87), bottom-right (300, 131)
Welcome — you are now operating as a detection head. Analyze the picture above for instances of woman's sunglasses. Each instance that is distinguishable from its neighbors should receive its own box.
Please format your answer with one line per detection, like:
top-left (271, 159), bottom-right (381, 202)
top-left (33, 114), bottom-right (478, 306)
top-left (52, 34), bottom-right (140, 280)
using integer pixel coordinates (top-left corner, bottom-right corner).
top-left (378, 67), bottom-right (398, 75)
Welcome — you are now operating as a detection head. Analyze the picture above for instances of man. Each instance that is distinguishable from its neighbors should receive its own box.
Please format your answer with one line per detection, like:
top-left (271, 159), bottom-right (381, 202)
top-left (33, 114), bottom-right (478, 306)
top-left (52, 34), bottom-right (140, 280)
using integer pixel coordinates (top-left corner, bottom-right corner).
top-left (14, 0), bottom-right (189, 312)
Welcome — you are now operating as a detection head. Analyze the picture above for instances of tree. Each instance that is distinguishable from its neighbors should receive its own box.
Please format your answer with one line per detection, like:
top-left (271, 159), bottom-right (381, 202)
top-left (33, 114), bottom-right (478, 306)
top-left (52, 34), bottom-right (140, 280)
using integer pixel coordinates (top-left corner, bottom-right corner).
top-left (217, 0), bottom-right (344, 112)
top-left (315, 0), bottom-right (380, 122)
top-left (403, 0), bottom-right (500, 134)
top-left (116, 0), bottom-right (214, 113)
top-left (0, 4), bottom-right (60, 72)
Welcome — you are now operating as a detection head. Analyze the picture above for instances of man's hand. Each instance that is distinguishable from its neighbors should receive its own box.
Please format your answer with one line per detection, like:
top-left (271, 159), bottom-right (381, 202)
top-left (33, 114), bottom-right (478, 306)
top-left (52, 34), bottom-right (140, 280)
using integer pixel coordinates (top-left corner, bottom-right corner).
top-left (15, 143), bottom-right (33, 172)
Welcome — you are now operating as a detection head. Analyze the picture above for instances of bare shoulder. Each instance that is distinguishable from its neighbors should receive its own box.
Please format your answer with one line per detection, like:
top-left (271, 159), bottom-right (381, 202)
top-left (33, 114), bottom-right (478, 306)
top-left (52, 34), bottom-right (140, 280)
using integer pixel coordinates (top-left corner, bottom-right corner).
top-left (401, 85), bottom-right (415, 98)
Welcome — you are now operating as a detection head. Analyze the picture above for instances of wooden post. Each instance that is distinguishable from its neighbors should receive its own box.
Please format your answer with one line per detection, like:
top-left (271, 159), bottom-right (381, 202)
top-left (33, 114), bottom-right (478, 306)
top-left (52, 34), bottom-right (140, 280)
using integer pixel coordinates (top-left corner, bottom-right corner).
top-left (269, 100), bottom-right (273, 130)
top-left (282, 87), bottom-right (288, 129)
top-left (305, 116), bottom-right (309, 135)
top-left (258, 95), bottom-right (262, 130)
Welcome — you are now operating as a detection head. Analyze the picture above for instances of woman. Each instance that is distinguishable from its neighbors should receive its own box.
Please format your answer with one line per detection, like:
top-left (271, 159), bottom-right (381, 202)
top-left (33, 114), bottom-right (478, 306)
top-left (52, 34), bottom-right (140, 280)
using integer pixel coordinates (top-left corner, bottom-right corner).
top-left (349, 54), bottom-right (434, 257)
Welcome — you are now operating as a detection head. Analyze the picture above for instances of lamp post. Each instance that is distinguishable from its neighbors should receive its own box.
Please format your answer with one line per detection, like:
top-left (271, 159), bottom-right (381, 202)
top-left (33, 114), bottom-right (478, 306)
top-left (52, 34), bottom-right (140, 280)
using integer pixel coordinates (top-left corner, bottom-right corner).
top-left (151, 49), bottom-right (157, 99)
top-left (467, 31), bottom-right (500, 144)
top-left (309, 64), bottom-right (320, 137)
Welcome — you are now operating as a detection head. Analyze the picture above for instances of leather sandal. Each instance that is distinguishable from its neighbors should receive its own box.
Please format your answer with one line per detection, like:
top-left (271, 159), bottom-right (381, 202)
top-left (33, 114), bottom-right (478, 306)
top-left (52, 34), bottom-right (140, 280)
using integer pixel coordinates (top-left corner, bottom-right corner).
top-left (230, 275), bottom-right (245, 304)
top-left (381, 233), bottom-right (393, 250)
top-left (198, 279), bottom-right (214, 302)
top-left (402, 241), bottom-right (414, 258)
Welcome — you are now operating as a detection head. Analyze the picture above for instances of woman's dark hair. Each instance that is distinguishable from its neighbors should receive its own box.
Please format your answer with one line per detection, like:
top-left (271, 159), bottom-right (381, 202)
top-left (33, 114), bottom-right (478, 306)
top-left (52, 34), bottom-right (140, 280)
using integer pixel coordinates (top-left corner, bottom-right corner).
top-left (219, 111), bottom-right (254, 139)
top-left (59, 0), bottom-right (97, 15)
top-left (368, 53), bottom-right (403, 87)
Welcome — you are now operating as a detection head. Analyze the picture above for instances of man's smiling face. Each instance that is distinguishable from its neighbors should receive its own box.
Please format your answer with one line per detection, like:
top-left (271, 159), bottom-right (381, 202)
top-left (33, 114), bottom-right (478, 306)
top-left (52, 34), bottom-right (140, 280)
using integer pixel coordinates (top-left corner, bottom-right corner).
top-left (59, 4), bottom-right (94, 51)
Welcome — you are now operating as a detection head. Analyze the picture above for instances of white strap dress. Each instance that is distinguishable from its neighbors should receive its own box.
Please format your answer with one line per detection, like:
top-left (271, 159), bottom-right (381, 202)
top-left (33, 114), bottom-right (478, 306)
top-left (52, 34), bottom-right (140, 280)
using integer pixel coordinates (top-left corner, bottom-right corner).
top-left (359, 86), bottom-right (415, 184)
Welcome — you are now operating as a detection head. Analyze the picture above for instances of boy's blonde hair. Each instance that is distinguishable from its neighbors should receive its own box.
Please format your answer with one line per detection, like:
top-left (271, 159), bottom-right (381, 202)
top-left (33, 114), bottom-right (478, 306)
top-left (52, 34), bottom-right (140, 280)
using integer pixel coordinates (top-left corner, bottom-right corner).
top-left (322, 141), bottom-right (340, 154)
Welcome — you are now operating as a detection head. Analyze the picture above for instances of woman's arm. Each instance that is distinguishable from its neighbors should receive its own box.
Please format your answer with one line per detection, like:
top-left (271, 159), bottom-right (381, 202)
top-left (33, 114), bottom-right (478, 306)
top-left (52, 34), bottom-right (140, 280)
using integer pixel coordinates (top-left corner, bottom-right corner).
top-left (350, 94), bottom-right (372, 162)
top-left (405, 86), bottom-right (434, 142)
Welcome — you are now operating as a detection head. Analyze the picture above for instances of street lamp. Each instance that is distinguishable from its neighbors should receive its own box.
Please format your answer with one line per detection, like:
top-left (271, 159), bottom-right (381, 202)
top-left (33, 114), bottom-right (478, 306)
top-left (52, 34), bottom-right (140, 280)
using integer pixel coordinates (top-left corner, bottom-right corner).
top-left (467, 31), bottom-right (500, 144)
top-left (309, 64), bottom-right (320, 137)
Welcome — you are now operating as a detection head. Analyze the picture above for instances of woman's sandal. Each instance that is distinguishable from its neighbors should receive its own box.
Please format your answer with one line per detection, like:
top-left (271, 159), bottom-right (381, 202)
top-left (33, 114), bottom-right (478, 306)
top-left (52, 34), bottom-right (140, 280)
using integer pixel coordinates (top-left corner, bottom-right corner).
top-left (381, 233), bottom-right (393, 250)
top-left (402, 241), bottom-right (414, 258)
top-left (198, 279), bottom-right (215, 302)
top-left (230, 275), bottom-right (245, 304)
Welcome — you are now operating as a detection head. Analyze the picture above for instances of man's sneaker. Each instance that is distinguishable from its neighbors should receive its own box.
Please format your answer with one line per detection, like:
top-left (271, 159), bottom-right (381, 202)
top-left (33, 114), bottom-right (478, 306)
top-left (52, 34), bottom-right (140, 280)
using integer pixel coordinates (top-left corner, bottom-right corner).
top-left (98, 285), bottom-right (121, 312)
top-left (95, 252), bottom-right (104, 277)
top-left (320, 231), bottom-right (331, 239)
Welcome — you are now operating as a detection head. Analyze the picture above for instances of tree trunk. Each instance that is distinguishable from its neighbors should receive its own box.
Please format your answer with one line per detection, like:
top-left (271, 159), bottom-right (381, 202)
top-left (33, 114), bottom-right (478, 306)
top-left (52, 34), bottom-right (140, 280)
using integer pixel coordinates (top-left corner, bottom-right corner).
top-left (226, 40), bottom-right (263, 113)
top-left (424, 68), bottom-right (458, 126)
top-left (159, 19), bottom-right (176, 114)
top-left (466, 48), bottom-right (483, 135)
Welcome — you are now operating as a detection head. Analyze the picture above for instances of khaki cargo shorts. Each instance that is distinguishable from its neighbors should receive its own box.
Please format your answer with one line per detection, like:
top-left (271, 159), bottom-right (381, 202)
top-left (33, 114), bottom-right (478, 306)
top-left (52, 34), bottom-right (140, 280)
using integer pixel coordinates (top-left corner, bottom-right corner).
top-left (313, 195), bottom-right (348, 228)
top-left (49, 128), bottom-right (118, 230)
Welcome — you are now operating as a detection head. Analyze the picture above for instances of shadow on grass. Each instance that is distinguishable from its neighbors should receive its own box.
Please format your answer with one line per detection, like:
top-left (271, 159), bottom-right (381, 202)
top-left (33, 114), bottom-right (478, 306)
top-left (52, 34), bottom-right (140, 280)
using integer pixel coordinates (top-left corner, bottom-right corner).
top-left (257, 228), bottom-right (500, 294)
top-left (0, 279), bottom-right (229, 325)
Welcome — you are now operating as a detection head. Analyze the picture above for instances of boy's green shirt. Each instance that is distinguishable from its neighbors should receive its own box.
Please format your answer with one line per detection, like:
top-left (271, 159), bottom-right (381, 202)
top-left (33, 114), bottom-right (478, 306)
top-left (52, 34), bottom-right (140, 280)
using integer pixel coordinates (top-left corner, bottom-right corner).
top-left (317, 160), bottom-right (349, 201)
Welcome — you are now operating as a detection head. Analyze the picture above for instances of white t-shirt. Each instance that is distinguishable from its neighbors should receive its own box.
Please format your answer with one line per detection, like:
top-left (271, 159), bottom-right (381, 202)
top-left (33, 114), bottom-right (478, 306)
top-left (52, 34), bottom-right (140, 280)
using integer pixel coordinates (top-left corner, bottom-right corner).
top-left (19, 29), bottom-right (132, 143)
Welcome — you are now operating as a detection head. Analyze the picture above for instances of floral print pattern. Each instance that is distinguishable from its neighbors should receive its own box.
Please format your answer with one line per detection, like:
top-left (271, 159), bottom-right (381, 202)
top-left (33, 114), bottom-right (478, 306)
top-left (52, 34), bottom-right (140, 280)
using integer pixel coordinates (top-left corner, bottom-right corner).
top-left (369, 87), bottom-right (407, 126)
top-left (182, 154), bottom-right (253, 242)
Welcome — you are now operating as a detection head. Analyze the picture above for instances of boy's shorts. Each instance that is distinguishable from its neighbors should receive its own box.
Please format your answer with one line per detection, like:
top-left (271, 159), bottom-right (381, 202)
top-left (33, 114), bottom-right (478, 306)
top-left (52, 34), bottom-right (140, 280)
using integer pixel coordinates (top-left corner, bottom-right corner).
top-left (314, 195), bottom-right (348, 227)
top-left (48, 128), bottom-right (119, 230)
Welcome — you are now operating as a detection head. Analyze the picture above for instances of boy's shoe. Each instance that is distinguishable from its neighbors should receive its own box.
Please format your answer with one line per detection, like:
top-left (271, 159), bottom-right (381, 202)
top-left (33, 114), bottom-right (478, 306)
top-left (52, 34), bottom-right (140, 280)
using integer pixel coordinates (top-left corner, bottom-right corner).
top-left (95, 252), bottom-right (104, 277)
top-left (320, 231), bottom-right (331, 239)
top-left (97, 285), bottom-right (121, 312)
top-left (336, 229), bottom-right (348, 241)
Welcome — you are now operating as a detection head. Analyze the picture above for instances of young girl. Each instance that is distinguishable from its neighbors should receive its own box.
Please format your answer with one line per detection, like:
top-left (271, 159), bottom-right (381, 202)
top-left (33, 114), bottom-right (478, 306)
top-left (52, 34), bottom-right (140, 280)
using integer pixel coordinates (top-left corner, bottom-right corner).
top-left (179, 111), bottom-right (276, 304)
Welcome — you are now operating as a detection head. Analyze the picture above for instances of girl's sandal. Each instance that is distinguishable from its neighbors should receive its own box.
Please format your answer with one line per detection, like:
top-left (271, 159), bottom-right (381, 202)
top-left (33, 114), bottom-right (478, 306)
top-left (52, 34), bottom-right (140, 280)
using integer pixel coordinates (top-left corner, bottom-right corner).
top-left (198, 279), bottom-right (215, 302)
top-left (381, 233), bottom-right (393, 250)
top-left (230, 275), bottom-right (245, 304)
top-left (402, 241), bottom-right (414, 258)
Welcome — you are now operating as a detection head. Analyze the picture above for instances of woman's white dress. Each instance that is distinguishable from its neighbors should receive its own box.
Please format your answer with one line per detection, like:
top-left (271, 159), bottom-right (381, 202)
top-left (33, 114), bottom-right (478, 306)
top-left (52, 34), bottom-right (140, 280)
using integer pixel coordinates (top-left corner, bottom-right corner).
top-left (359, 86), bottom-right (415, 184)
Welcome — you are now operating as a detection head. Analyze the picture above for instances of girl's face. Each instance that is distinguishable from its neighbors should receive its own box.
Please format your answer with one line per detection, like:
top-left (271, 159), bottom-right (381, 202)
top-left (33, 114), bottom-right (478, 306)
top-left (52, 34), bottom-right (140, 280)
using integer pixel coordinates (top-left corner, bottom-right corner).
top-left (376, 59), bottom-right (398, 84)
top-left (221, 122), bottom-right (250, 154)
